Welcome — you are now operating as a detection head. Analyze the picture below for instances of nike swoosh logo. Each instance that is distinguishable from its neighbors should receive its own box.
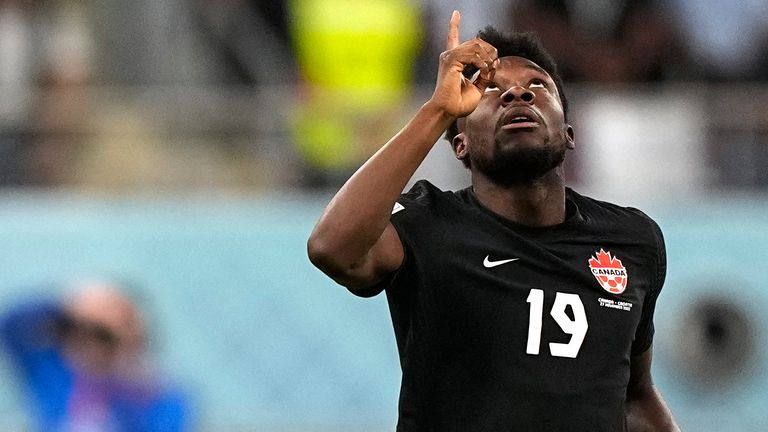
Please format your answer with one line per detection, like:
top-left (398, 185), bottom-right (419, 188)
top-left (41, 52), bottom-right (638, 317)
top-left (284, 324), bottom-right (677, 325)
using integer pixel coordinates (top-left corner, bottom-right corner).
top-left (483, 255), bottom-right (520, 268)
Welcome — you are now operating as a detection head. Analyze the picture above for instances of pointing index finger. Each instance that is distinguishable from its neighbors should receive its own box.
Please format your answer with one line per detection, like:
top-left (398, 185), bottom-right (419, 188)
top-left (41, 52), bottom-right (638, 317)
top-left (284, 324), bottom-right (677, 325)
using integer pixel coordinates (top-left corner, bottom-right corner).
top-left (446, 10), bottom-right (460, 50)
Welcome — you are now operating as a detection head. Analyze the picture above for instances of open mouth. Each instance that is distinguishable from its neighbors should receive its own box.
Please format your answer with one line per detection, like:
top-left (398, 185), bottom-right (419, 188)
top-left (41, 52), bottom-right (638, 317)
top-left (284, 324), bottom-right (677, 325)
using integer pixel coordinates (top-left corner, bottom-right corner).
top-left (501, 107), bottom-right (541, 130)
top-left (501, 114), bottom-right (539, 129)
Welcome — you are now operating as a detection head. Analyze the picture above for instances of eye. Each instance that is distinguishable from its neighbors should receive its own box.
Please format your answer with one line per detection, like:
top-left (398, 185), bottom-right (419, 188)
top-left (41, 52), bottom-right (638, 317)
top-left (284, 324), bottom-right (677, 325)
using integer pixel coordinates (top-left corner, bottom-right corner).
top-left (484, 83), bottom-right (499, 93)
top-left (529, 79), bottom-right (546, 89)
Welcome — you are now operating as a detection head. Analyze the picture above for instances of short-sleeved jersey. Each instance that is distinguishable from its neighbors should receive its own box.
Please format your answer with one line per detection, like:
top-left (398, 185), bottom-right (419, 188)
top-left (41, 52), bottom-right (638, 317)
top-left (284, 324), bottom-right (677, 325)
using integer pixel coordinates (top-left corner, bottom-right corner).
top-left (355, 180), bottom-right (667, 432)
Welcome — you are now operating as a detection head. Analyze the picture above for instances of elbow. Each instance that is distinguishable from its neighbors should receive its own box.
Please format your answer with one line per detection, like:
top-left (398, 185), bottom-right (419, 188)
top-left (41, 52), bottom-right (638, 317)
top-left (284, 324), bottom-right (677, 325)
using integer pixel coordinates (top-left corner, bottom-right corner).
top-left (306, 235), bottom-right (329, 270)
top-left (307, 233), bottom-right (369, 289)
top-left (307, 234), bottom-right (348, 278)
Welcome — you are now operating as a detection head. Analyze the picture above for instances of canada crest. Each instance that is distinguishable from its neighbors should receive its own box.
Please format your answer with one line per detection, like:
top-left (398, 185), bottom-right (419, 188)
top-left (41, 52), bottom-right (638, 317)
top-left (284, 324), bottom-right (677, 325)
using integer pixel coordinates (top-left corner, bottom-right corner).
top-left (588, 249), bottom-right (628, 294)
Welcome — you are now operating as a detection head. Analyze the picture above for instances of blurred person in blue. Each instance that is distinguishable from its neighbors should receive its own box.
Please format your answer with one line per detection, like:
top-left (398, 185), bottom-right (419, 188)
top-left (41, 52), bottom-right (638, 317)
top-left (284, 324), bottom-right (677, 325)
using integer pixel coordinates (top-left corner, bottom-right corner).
top-left (0, 282), bottom-right (190, 431)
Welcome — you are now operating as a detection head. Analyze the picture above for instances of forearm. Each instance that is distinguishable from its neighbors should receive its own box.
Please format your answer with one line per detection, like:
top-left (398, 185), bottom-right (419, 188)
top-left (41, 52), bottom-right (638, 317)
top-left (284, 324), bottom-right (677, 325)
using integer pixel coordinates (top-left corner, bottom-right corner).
top-left (308, 101), bottom-right (454, 270)
top-left (626, 385), bottom-right (680, 432)
top-left (308, 10), bottom-right (496, 283)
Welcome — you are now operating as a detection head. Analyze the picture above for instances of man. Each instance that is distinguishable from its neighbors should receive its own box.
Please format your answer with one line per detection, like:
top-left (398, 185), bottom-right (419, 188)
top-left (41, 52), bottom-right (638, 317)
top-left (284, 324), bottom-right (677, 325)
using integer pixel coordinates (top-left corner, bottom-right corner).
top-left (307, 11), bottom-right (679, 431)
top-left (0, 282), bottom-right (190, 431)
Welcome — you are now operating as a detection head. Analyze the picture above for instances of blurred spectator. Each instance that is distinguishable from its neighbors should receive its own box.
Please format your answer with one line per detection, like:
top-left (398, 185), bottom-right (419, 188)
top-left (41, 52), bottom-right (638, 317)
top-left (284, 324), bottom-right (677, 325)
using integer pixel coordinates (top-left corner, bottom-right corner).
top-left (0, 0), bottom-right (93, 90)
top-left (0, 282), bottom-right (191, 431)
top-left (510, 0), bottom-right (690, 82)
top-left (0, 0), bottom-right (94, 186)
top-left (668, 0), bottom-right (768, 81)
top-left (287, 0), bottom-right (422, 188)
top-left (195, 0), bottom-right (297, 85)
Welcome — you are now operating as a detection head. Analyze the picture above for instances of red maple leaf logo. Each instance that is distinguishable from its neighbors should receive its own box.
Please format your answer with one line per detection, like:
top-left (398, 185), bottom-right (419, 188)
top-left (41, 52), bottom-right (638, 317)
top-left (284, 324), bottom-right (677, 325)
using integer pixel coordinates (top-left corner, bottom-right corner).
top-left (589, 249), bottom-right (624, 269)
top-left (588, 249), bottom-right (628, 294)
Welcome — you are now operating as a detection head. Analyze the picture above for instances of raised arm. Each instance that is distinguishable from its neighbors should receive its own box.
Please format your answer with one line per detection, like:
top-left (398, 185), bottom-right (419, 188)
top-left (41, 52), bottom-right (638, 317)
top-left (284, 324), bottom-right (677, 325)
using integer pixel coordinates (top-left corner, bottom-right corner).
top-left (626, 347), bottom-right (680, 432)
top-left (307, 11), bottom-right (498, 290)
top-left (0, 300), bottom-right (62, 363)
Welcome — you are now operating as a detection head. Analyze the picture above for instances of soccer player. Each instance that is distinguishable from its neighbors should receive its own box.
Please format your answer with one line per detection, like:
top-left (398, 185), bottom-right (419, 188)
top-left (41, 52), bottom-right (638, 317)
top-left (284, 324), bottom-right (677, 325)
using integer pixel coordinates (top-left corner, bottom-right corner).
top-left (307, 11), bottom-right (680, 432)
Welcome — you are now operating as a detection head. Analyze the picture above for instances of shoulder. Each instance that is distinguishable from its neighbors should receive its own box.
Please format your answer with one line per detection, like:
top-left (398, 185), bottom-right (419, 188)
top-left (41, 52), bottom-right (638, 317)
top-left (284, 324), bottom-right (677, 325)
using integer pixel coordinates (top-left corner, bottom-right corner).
top-left (394, 180), bottom-right (469, 218)
top-left (571, 190), bottom-right (667, 290)
top-left (130, 383), bottom-right (192, 430)
top-left (399, 180), bottom-right (464, 205)
top-left (130, 378), bottom-right (192, 416)
top-left (568, 188), bottom-right (663, 239)
top-left (152, 384), bottom-right (190, 410)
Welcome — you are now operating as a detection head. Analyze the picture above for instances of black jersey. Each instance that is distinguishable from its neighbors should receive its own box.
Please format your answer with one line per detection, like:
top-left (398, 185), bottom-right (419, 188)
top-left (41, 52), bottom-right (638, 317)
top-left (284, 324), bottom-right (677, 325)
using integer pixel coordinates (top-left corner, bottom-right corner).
top-left (355, 180), bottom-right (667, 432)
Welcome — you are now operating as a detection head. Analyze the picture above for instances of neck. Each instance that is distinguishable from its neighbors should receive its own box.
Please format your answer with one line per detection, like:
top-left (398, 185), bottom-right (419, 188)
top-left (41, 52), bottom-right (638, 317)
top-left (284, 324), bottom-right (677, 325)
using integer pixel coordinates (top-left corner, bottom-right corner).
top-left (471, 168), bottom-right (567, 227)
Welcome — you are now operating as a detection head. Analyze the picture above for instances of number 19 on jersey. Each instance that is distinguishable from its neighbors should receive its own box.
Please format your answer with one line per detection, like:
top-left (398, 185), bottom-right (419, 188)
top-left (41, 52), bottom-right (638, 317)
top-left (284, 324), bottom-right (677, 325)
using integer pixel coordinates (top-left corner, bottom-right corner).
top-left (526, 289), bottom-right (588, 358)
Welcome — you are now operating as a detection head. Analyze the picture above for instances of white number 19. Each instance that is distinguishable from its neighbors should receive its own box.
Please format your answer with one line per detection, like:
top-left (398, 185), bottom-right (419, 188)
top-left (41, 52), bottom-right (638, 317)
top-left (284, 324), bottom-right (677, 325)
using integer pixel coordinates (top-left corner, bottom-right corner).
top-left (526, 289), bottom-right (588, 358)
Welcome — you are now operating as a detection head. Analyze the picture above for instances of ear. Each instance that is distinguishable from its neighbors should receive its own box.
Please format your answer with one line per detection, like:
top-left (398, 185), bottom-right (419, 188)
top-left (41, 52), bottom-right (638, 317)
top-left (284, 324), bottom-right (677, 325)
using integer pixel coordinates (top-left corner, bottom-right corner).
top-left (453, 132), bottom-right (469, 161)
top-left (565, 124), bottom-right (575, 150)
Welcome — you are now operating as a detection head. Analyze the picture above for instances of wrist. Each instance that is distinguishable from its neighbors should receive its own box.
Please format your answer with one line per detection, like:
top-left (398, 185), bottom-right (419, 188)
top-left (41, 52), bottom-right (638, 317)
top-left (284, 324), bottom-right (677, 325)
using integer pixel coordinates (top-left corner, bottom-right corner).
top-left (421, 100), bottom-right (459, 126)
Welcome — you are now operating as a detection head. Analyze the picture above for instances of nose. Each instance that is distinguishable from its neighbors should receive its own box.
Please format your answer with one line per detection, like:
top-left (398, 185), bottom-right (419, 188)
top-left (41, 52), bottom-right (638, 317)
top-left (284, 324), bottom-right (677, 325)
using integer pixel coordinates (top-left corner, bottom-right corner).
top-left (501, 86), bottom-right (535, 105)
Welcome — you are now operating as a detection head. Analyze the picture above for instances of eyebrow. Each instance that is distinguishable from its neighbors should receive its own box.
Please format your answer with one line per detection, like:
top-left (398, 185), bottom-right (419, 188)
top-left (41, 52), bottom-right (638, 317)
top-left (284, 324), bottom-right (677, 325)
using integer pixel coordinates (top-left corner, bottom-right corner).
top-left (524, 63), bottom-right (549, 77)
top-left (482, 62), bottom-right (556, 91)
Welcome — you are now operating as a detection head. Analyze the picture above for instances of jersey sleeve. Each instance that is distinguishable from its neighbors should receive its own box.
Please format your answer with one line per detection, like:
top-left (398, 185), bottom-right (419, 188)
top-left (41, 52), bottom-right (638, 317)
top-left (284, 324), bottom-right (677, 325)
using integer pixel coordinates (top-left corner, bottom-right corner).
top-left (630, 216), bottom-right (667, 355)
top-left (0, 299), bottom-right (64, 366)
top-left (347, 180), bottom-right (442, 297)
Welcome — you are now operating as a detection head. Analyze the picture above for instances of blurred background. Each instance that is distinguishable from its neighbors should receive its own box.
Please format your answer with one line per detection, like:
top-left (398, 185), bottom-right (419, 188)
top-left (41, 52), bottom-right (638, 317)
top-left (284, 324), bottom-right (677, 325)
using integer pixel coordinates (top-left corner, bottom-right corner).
top-left (0, 0), bottom-right (766, 430)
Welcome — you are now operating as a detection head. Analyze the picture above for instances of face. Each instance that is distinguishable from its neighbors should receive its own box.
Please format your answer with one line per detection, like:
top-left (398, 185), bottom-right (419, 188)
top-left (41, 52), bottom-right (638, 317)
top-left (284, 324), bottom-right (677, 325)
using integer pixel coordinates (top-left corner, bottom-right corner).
top-left (454, 56), bottom-right (574, 185)
top-left (61, 286), bottom-right (145, 376)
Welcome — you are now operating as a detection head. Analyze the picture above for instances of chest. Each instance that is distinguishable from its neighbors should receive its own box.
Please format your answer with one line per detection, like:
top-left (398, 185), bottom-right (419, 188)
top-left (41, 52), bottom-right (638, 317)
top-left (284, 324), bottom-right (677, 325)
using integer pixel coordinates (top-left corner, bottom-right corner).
top-left (408, 221), bottom-right (654, 362)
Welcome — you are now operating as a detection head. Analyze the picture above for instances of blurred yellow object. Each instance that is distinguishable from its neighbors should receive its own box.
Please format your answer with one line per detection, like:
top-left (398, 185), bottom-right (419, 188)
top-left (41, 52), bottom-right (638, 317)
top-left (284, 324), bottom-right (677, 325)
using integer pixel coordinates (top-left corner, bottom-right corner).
top-left (289, 0), bottom-right (421, 177)
top-left (290, 0), bottom-right (421, 107)
top-left (292, 103), bottom-right (357, 170)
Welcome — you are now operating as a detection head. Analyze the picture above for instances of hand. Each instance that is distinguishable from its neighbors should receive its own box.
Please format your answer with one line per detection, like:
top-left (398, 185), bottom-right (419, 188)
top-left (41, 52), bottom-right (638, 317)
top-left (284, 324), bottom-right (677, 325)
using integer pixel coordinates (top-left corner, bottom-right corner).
top-left (429, 11), bottom-right (499, 119)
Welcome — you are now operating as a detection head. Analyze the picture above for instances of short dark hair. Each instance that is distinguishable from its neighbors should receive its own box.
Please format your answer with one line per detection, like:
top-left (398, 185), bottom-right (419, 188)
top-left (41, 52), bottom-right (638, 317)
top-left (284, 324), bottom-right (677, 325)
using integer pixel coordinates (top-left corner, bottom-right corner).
top-left (444, 27), bottom-right (569, 148)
